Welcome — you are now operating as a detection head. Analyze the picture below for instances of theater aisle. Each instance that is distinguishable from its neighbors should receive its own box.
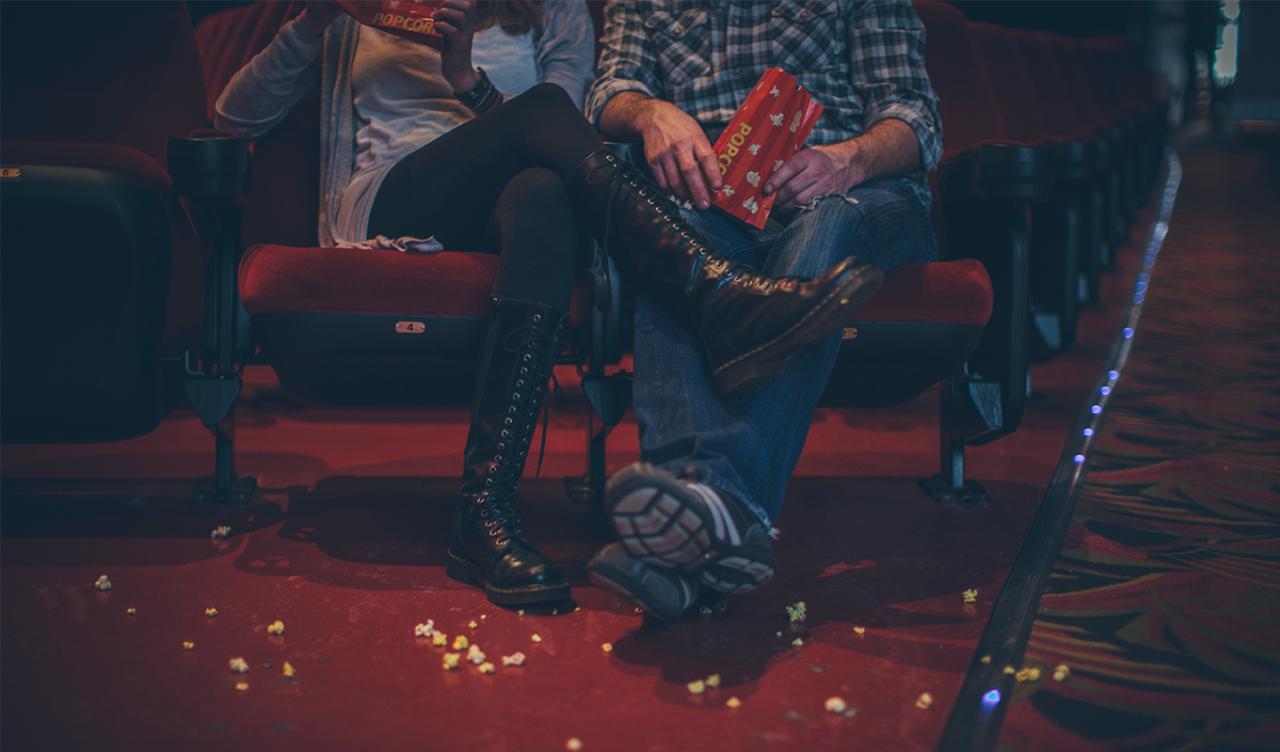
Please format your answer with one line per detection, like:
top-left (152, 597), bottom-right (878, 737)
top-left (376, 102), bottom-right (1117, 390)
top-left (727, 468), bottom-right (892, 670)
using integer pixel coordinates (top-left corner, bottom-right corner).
top-left (998, 128), bottom-right (1280, 751)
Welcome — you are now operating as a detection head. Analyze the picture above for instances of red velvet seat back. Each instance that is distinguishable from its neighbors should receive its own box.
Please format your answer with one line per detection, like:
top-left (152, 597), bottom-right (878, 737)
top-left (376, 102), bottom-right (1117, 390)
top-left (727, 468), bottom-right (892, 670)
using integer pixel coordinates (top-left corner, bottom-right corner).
top-left (1017, 32), bottom-right (1091, 140)
top-left (968, 22), bottom-right (1050, 142)
top-left (195, 2), bottom-right (319, 248)
top-left (913, 1), bottom-right (1007, 158)
top-left (0, 1), bottom-right (207, 170)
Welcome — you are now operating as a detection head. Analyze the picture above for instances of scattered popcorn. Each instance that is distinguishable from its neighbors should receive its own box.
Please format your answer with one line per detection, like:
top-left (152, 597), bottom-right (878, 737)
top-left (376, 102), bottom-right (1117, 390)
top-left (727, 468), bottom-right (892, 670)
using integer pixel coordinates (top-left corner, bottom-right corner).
top-left (785, 601), bottom-right (807, 624)
top-left (204, 608), bottom-right (219, 618)
top-left (481, 614), bottom-right (488, 620)
top-left (126, 607), bottom-right (137, 616)
top-left (517, 610), bottom-right (525, 617)
top-left (980, 655), bottom-right (992, 664)
top-left (442, 653), bottom-right (461, 670)
top-left (725, 697), bottom-right (742, 709)
top-left (94, 575), bottom-right (112, 591)
top-left (501, 652), bottom-right (526, 667)
top-left (468, 620), bottom-right (478, 630)
top-left (601, 643), bottom-right (613, 654)
top-left (282, 662), bottom-right (296, 678)
top-left (530, 634), bottom-right (542, 643)
top-left (210, 525), bottom-right (231, 539)
top-left (791, 638), bottom-right (804, 647)
top-left (414, 620), bottom-right (435, 638)
top-left (1016, 667), bottom-right (1042, 683)
top-left (432, 632), bottom-right (448, 647)
top-left (1053, 664), bottom-right (1071, 682)
top-left (633, 608), bottom-right (643, 614)
top-left (705, 673), bottom-right (721, 688)
top-left (228, 657), bottom-right (250, 674)
top-left (1003, 665), bottom-right (1017, 675)
top-left (853, 626), bottom-right (866, 635)
top-left (478, 662), bottom-right (496, 674)
top-left (566, 738), bottom-right (583, 751)
top-left (182, 641), bottom-right (195, 651)
top-left (267, 620), bottom-right (285, 635)
top-left (466, 645), bottom-right (486, 665)
top-left (573, 607), bottom-right (581, 613)
top-left (916, 692), bottom-right (933, 710)
top-left (452, 635), bottom-right (469, 651)
top-left (687, 679), bottom-right (706, 694)
top-left (824, 696), bottom-right (848, 714)
top-left (235, 681), bottom-right (249, 692)
top-left (962, 589), bottom-right (979, 604)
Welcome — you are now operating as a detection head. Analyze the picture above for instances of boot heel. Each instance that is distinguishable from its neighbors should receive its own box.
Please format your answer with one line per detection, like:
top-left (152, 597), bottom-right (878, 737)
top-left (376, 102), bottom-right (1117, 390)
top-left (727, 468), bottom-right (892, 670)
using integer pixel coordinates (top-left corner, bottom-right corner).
top-left (446, 551), bottom-right (483, 586)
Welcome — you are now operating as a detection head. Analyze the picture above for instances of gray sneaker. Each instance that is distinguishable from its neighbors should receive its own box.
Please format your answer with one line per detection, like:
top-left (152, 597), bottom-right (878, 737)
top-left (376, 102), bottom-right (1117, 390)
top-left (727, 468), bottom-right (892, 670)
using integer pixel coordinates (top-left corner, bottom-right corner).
top-left (587, 543), bottom-right (701, 621)
top-left (604, 462), bottom-right (776, 594)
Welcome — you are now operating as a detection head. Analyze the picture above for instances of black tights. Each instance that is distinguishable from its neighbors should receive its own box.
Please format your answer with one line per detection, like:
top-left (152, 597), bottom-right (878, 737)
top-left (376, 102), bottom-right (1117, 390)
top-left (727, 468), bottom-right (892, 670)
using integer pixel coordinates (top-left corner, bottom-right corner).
top-left (368, 83), bottom-right (605, 311)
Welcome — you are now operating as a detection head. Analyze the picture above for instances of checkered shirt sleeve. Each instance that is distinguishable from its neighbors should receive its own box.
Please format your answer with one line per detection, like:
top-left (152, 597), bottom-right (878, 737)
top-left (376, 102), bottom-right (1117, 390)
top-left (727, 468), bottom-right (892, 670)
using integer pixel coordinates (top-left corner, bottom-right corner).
top-left (584, 1), bottom-right (661, 125)
top-left (847, 0), bottom-right (943, 171)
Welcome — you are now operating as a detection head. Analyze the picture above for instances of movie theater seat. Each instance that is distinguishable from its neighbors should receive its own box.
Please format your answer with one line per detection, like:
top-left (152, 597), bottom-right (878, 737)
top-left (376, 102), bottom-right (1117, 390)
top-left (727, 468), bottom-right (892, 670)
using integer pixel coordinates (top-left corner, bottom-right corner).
top-left (0, 1), bottom-right (208, 441)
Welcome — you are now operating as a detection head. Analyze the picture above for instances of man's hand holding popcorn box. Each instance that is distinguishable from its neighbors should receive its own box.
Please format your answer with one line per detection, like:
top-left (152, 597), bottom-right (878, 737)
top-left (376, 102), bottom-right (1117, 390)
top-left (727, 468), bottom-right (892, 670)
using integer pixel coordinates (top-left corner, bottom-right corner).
top-left (711, 69), bottom-right (824, 229)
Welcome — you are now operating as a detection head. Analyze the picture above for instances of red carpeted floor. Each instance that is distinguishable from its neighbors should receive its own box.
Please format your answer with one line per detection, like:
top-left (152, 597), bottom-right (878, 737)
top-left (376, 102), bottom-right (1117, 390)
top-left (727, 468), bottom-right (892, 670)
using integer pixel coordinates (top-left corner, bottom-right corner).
top-left (3, 183), bottom-right (1155, 749)
top-left (997, 129), bottom-right (1280, 752)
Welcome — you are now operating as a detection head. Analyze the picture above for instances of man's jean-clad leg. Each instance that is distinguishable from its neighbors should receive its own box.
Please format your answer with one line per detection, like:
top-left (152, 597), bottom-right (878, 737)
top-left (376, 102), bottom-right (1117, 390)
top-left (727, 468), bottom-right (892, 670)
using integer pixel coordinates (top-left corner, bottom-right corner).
top-left (631, 177), bottom-right (939, 529)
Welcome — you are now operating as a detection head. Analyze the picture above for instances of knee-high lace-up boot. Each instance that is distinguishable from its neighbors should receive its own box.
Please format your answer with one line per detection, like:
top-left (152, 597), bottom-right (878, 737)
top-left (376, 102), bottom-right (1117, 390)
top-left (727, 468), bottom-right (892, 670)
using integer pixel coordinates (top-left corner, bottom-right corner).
top-left (570, 149), bottom-right (883, 396)
top-left (447, 298), bottom-right (570, 606)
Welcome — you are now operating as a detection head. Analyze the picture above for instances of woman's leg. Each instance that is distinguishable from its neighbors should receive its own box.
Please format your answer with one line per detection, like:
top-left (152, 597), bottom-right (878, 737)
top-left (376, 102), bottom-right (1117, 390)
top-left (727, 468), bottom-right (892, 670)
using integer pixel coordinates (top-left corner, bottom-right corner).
top-left (448, 169), bottom-right (584, 606)
top-left (368, 83), bottom-right (600, 246)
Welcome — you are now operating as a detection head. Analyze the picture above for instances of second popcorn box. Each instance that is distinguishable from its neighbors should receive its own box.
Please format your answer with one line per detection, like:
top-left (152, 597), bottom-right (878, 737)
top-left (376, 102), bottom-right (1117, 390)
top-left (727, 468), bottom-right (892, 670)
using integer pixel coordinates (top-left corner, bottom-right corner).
top-left (335, 0), bottom-right (449, 47)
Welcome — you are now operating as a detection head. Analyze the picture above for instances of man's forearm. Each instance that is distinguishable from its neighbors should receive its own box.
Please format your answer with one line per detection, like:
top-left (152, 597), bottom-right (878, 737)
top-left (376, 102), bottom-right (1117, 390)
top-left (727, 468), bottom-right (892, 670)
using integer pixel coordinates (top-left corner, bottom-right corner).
top-left (597, 91), bottom-right (660, 142)
top-left (838, 118), bottom-right (923, 188)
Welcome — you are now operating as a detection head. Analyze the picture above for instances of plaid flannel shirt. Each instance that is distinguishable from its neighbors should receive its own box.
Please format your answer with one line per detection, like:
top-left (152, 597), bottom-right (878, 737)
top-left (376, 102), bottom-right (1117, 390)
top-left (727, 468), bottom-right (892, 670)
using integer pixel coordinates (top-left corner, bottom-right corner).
top-left (585, 0), bottom-right (942, 207)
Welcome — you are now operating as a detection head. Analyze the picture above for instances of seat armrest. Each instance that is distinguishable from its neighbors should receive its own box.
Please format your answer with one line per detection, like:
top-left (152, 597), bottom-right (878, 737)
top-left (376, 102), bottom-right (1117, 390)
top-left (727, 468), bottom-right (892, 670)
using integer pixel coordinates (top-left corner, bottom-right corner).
top-left (168, 130), bottom-right (250, 201)
top-left (973, 142), bottom-right (1055, 203)
top-left (1049, 138), bottom-right (1099, 184)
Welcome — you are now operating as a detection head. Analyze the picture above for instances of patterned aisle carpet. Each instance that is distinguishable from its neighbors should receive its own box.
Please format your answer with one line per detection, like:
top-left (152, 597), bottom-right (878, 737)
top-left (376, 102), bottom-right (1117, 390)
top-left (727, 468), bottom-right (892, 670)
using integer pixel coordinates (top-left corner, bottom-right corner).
top-left (998, 130), bottom-right (1280, 750)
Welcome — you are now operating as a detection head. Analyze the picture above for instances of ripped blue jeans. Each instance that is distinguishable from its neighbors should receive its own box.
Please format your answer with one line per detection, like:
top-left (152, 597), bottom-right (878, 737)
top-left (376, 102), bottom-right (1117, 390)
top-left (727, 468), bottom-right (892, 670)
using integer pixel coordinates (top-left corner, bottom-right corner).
top-left (631, 177), bottom-right (938, 527)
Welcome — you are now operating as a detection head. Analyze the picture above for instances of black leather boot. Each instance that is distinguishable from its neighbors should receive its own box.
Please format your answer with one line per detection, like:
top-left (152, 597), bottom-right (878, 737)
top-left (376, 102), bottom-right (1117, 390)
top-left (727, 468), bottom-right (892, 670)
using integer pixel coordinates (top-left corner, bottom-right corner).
top-left (446, 298), bottom-right (571, 606)
top-left (570, 149), bottom-right (884, 396)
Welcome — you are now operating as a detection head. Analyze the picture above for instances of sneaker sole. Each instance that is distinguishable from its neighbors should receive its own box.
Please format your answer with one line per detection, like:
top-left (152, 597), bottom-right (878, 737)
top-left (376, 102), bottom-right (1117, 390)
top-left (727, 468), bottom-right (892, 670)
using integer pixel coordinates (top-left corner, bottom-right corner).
top-left (587, 557), bottom-right (687, 622)
top-left (711, 259), bottom-right (884, 396)
top-left (605, 464), bottom-right (776, 594)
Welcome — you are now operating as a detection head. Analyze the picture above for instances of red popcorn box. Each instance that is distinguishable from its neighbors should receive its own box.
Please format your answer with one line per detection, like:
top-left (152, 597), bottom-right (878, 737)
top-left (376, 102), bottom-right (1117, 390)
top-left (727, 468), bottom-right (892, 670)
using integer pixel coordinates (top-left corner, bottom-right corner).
top-left (335, 0), bottom-right (448, 48)
top-left (711, 69), bottom-right (824, 229)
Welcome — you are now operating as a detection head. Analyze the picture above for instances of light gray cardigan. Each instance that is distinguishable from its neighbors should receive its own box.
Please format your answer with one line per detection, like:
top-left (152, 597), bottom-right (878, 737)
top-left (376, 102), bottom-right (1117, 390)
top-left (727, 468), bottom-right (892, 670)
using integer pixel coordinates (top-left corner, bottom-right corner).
top-left (214, 3), bottom-right (594, 247)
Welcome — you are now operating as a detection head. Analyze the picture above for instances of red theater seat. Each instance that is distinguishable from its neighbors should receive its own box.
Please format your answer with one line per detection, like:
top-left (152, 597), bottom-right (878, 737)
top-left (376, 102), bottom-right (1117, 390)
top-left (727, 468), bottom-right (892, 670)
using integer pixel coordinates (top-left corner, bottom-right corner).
top-left (0, 0), bottom-right (208, 441)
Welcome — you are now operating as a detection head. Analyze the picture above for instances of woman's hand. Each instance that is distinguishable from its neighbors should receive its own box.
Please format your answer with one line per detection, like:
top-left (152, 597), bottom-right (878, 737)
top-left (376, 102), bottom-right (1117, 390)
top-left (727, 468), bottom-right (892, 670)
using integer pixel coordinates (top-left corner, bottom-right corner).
top-left (298, 1), bottom-right (344, 36)
top-left (435, 0), bottom-right (482, 93)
